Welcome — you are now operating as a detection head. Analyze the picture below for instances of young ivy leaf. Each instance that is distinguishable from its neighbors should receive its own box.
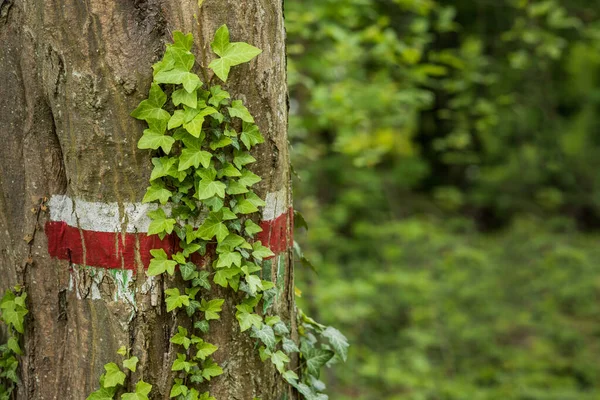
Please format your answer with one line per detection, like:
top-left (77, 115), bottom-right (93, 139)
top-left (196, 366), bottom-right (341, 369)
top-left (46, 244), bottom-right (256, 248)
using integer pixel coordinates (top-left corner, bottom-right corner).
top-left (240, 122), bottom-right (264, 149)
top-left (123, 356), bottom-right (139, 372)
top-left (322, 326), bottom-right (350, 362)
top-left (165, 288), bottom-right (190, 312)
top-left (142, 181), bottom-right (172, 205)
top-left (147, 208), bottom-right (176, 238)
top-left (228, 100), bottom-right (254, 123)
top-left (196, 211), bottom-right (229, 242)
top-left (147, 249), bottom-right (177, 276)
top-left (130, 83), bottom-right (171, 125)
top-left (121, 380), bottom-right (152, 400)
top-left (195, 341), bottom-right (218, 360)
top-left (201, 358), bottom-right (224, 381)
top-left (245, 220), bottom-right (263, 236)
top-left (103, 363), bottom-right (126, 388)
top-left (172, 87), bottom-right (197, 108)
top-left (195, 168), bottom-right (227, 200)
top-left (183, 107), bottom-right (219, 138)
top-left (138, 128), bottom-right (175, 154)
top-left (233, 149), bottom-right (256, 169)
top-left (199, 298), bottom-right (224, 320)
top-left (208, 24), bottom-right (262, 82)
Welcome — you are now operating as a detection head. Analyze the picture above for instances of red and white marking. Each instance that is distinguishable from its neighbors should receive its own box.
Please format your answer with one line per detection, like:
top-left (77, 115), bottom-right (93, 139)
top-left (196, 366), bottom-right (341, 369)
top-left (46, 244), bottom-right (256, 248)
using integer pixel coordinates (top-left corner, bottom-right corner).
top-left (45, 188), bottom-right (292, 270)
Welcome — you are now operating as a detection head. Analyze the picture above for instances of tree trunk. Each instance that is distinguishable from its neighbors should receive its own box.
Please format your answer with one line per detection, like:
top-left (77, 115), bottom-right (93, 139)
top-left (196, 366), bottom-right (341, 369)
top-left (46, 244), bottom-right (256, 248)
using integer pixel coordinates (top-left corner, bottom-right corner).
top-left (0, 0), bottom-right (293, 399)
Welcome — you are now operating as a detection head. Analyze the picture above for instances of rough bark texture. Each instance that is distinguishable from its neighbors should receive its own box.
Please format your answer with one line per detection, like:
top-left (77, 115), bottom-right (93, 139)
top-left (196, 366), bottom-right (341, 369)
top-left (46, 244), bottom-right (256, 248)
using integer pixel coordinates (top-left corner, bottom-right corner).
top-left (0, 0), bottom-right (293, 399)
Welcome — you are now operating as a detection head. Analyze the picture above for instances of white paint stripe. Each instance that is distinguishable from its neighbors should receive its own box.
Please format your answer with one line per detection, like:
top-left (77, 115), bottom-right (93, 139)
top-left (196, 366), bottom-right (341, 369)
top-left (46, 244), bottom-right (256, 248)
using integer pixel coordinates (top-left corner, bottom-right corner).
top-left (48, 189), bottom-right (289, 233)
top-left (263, 187), bottom-right (289, 221)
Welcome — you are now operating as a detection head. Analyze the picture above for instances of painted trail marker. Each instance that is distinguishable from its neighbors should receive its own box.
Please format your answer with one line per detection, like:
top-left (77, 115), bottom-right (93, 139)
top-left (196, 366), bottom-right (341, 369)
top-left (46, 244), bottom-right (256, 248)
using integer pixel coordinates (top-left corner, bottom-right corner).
top-left (45, 188), bottom-right (292, 270)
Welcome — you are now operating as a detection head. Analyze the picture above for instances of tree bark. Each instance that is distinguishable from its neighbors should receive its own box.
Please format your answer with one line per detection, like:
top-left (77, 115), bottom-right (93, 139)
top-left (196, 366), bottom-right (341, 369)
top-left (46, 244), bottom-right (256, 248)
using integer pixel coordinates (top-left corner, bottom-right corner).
top-left (0, 0), bottom-right (293, 399)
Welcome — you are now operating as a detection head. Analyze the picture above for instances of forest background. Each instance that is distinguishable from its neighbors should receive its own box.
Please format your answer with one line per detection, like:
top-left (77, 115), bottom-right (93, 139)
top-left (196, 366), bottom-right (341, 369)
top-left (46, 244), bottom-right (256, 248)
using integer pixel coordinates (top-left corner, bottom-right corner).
top-left (285, 0), bottom-right (600, 399)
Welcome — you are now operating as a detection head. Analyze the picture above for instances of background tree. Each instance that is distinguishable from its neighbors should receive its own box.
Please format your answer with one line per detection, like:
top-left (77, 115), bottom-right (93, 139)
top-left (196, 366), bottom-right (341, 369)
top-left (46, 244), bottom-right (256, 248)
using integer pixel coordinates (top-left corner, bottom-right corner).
top-left (0, 1), bottom-right (293, 399)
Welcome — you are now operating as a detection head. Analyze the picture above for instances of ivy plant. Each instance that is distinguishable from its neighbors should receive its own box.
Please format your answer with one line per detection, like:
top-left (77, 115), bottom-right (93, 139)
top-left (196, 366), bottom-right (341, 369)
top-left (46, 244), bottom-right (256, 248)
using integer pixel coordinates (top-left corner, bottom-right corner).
top-left (0, 287), bottom-right (28, 400)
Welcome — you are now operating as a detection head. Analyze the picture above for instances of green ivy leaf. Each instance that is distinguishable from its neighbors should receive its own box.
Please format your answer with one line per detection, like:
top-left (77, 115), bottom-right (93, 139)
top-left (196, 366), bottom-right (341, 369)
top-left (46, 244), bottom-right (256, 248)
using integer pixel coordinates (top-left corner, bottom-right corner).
top-left (214, 267), bottom-right (242, 288)
top-left (199, 298), bottom-right (224, 320)
top-left (233, 149), bottom-right (256, 169)
top-left (138, 128), bottom-right (175, 154)
top-left (302, 345), bottom-right (335, 378)
top-left (282, 338), bottom-right (299, 354)
top-left (216, 234), bottom-right (246, 253)
top-left (195, 169), bottom-right (227, 200)
top-left (142, 181), bottom-right (172, 205)
top-left (238, 169), bottom-right (262, 187)
top-left (172, 31), bottom-right (193, 51)
top-left (208, 85), bottom-right (231, 107)
top-left (121, 380), bottom-right (152, 400)
top-left (147, 208), bottom-right (176, 237)
top-left (270, 350), bottom-right (290, 374)
top-left (201, 358), bottom-right (223, 381)
top-left (194, 320), bottom-right (210, 333)
top-left (7, 336), bottom-right (22, 355)
top-left (235, 309), bottom-right (262, 332)
top-left (322, 327), bottom-right (349, 362)
top-left (195, 341), bottom-right (218, 360)
top-left (252, 241), bottom-right (275, 261)
top-left (172, 87), bottom-right (197, 108)
top-left (148, 249), bottom-right (177, 276)
top-left (282, 370), bottom-right (299, 383)
top-left (228, 100), bottom-right (254, 123)
top-left (117, 346), bottom-right (127, 356)
top-left (196, 211), bottom-right (229, 242)
top-left (172, 353), bottom-right (196, 373)
top-left (183, 107), bottom-right (219, 137)
top-left (215, 251), bottom-right (242, 269)
top-left (192, 271), bottom-right (211, 290)
top-left (165, 288), bottom-right (190, 312)
top-left (103, 363), bottom-right (126, 388)
top-left (123, 356), bottom-right (139, 372)
top-left (210, 136), bottom-right (232, 150)
top-left (170, 379), bottom-right (188, 398)
top-left (250, 325), bottom-right (276, 350)
top-left (240, 122), bottom-right (264, 149)
top-left (130, 83), bottom-right (171, 124)
top-left (244, 220), bottom-right (263, 236)
top-left (226, 180), bottom-right (249, 195)
top-left (86, 387), bottom-right (117, 400)
top-left (208, 25), bottom-right (262, 82)
top-left (179, 149), bottom-right (212, 172)
top-left (171, 326), bottom-right (191, 350)
top-left (180, 262), bottom-right (197, 281)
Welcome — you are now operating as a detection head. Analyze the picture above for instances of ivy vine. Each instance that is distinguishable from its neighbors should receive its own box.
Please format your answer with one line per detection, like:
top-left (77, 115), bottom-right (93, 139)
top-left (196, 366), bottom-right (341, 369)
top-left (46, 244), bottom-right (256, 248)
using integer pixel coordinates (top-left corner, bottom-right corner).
top-left (0, 287), bottom-right (28, 400)
top-left (88, 25), bottom-right (348, 400)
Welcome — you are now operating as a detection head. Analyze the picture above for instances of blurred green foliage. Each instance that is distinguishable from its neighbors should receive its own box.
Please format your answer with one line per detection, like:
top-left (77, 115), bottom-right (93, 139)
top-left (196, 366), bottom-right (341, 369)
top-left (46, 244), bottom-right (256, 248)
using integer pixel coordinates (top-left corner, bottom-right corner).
top-left (285, 0), bottom-right (600, 398)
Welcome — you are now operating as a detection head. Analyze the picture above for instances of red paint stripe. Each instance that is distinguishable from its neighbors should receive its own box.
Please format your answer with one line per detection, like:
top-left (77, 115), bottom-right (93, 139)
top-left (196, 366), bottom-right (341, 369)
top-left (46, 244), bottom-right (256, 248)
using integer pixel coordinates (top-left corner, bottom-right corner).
top-left (45, 207), bottom-right (293, 270)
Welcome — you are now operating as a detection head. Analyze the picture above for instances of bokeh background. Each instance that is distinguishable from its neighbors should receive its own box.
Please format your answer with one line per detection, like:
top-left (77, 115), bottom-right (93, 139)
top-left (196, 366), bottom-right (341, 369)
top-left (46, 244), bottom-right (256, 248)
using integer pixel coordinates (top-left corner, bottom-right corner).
top-left (284, 1), bottom-right (600, 399)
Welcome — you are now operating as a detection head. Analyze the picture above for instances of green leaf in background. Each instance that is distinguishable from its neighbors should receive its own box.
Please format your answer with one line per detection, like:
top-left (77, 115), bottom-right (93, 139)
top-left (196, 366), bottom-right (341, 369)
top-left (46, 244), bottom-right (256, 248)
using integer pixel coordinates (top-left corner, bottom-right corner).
top-left (102, 363), bottom-right (126, 388)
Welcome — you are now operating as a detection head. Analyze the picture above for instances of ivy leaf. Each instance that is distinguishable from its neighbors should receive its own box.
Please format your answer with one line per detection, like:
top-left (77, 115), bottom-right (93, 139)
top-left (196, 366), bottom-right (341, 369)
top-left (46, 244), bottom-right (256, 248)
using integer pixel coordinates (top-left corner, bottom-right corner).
top-left (165, 288), bottom-right (190, 312)
top-left (172, 87), bottom-right (197, 108)
top-left (210, 136), bottom-right (232, 151)
top-left (208, 85), bottom-right (231, 107)
top-left (216, 234), bottom-right (246, 253)
top-left (233, 198), bottom-right (259, 214)
top-left (170, 379), bottom-right (188, 398)
top-left (7, 336), bottom-right (21, 355)
top-left (201, 358), bottom-right (223, 381)
top-left (1, 303), bottom-right (27, 334)
top-left (180, 262), bottom-right (197, 281)
top-left (322, 327), bottom-right (349, 362)
top-left (196, 211), bottom-right (229, 242)
top-left (245, 274), bottom-right (263, 295)
top-left (228, 100), bottom-right (254, 123)
top-left (265, 315), bottom-right (281, 326)
top-left (215, 251), bottom-right (243, 269)
top-left (168, 110), bottom-right (186, 130)
top-left (240, 122), bottom-right (264, 149)
top-left (198, 392), bottom-right (217, 400)
top-left (208, 25), bottom-right (262, 82)
top-left (226, 180), bottom-right (249, 195)
top-left (302, 346), bottom-right (335, 378)
top-left (235, 309), bottom-right (262, 332)
top-left (245, 220), bottom-right (263, 236)
top-left (86, 387), bottom-right (117, 400)
top-left (103, 363), bottom-right (126, 388)
top-left (195, 341), bottom-right (218, 360)
top-left (142, 181), bottom-right (172, 205)
top-left (192, 271), bottom-right (211, 290)
top-left (250, 325), bottom-right (276, 350)
top-left (172, 353), bottom-right (196, 372)
top-left (282, 338), bottom-right (300, 354)
top-left (282, 370), bottom-right (299, 383)
top-left (195, 169), bottom-right (227, 200)
top-left (214, 267), bottom-right (242, 288)
top-left (271, 350), bottom-right (290, 373)
top-left (183, 107), bottom-right (219, 138)
top-left (252, 241), bottom-right (275, 261)
top-left (147, 208), bottom-right (176, 237)
top-left (150, 157), bottom-right (177, 181)
top-left (238, 169), bottom-right (262, 187)
top-left (199, 298), bottom-right (224, 320)
top-left (121, 380), bottom-right (152, 400)
top-left (233, 149), bottom-right (256, 169)
top-left (138, 128), bottom-right (175, 154)
top-left (123, 356), bottom-right (139, 372)
top-left (179, 149), bottom-right (212, 172)
top-left (172, 31), bottom-right (194, 51)
top-left (148, 249), bottom-right (177, 276)
top-left (131, 83), bottom-right (171, 124)
top-left (171, 326), bottom-right (191, 350)
top-left (219, 163), bottom-right (241, 178)
top-left (273, 322), bottom-right (289, 336)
